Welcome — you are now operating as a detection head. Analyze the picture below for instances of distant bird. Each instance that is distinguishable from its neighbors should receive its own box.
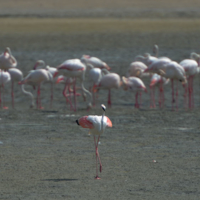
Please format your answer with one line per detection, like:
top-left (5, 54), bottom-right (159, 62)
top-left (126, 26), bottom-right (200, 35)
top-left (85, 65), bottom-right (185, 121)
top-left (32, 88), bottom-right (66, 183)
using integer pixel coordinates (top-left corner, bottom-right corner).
top-left (18, 69), bottom-right (53, 109)
top-left (95, 73), bottom-right (122, 108)
top-left (149, 74), bottom-right (169, 108)
top-left (81, 55), bottom-right (110, 70)
top-left (122, 76), bottom-right (147, 108)
top-left (76, 104), bottom-right (112, 179)
top-left (180, 56), bottom-right (200, 109)
top-left (0, 70), bottom-right (11, 109)
top-left (54, 59), bottom-right (92, 111)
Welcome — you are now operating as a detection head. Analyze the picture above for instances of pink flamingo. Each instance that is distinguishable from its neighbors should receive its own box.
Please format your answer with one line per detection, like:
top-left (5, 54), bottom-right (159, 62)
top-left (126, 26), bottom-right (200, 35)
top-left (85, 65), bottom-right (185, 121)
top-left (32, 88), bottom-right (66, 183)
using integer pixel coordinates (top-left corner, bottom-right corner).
top-left (95, 73), bottom-right (122, 108)
top-left (76, 104), bottom-right (112, 179)
top-left (122, 76), bottom-right (147, 108)
top-left (0, 70), bottom-right (11, 109)
top-left (149, 74), bottom-right (169, 108)
top-left (81, 55), bottom-right (110, 70)
top-left (179, 57), bottom-right (200, 109)
top-left (18, 69), bottom-right (52, 109)
top-left (54, 59), bottom-right (92, 111)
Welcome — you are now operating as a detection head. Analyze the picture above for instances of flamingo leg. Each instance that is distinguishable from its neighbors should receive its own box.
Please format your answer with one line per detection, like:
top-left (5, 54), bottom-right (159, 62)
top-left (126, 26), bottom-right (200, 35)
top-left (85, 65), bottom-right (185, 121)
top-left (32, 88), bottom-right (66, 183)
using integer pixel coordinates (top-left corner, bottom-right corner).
top-left (108, 89), bottom-right (111, 108)
top-left (183, 79), bottom-right (188, 110)
top-left (171, 79), bottom-right (175, 110)
top-left (0, 86), bottom-right (1, 108)
top-left (159, 80), bottom-right (164, 108)
top-left (135, 92), bottom-right (139, 108)
top-left (191, 75), bottom-right (194, 109)
top-left (176, 80), bottom-right (179, 111)
top-left (94, 136), bottom-right (102, 179)
top-left (11, 81), bottom-right (14, 109)
top-left (63, 80), bottom-right (75, 111)
top-left (73, 78), bottom-right (77, 112)
top-left (139, 92), bottom-right (142, 108)
top-left (92, 84), bottom-right (96, 107)
top-left (50, 82), bottom-right (53, 108)
top-left (37, 84), bottom-right (43, 109)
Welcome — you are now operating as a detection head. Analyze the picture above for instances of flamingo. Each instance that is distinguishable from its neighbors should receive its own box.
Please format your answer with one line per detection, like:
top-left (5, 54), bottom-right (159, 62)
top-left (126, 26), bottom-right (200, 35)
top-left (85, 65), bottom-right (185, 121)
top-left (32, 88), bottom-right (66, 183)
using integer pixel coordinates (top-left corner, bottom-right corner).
top-left (149, 74), bottom-right (169, 108)
top-left (179, 56), bottom-right (200, 109)
top-left (0, 70), bottom-right (11, 109)
top-left (18, 69), bottom-right (53, 109)
top-left (0, 47), bottom-right (17, 109)
top-left (81, 55), bottom-right (110, 70)
top-left (8, 68), bottom-right (34, 108)
top-left (122, 76), bottom-right (147, 108)
top-left (95, 73), bottom-right (122, 108)
top-left (86, 64), bottom-right (103, 107)
top-left (54, 59), bottom-right (92, 111)
top-left (56, 75), bottom-right (83, 110)
top-left (76, 104), bottom-right (112, 179)
top-left (33, 60), bottom-right (57, 107)
top-left (158, 61), bottom-right (187, 110)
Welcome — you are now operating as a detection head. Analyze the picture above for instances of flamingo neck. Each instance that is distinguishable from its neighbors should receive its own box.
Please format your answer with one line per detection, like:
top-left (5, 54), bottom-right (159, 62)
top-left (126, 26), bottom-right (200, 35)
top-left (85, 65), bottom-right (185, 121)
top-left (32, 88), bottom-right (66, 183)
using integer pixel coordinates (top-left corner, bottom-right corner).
top-left (101, 109), bottom-right (105, 134)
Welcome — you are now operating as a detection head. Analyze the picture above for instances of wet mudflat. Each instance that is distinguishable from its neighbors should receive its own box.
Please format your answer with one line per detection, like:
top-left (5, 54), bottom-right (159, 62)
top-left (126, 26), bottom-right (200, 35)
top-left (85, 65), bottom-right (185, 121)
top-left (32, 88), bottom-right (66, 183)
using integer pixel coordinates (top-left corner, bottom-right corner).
top-left (0, 17), bottom-right (200, 200)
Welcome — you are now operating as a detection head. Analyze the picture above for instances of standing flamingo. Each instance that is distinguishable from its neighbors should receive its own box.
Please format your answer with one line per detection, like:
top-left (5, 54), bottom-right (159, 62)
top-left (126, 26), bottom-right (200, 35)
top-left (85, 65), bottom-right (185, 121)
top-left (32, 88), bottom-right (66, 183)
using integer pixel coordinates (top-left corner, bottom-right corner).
top-left (81, 55), bottom-right (110, 70)
top-left (0, 47), bottom-right (17, 109)
top-left (179, 57), bottom-right (200, 109)
top-left (54, 59), bottom-right (92, 111)
top-left (157, 61), bottom-right (187, 110)
top-left (87, 64), bottom-right (103, 107)
top-left (33, 60), bottom-right (57, 107)
top-left (122, 76), bottom-right (147, 108)
top-left (0, 70), bottom-right (11, 109)
top-left (76, 104), bottom-right (112, 179)
top-left (149, 74), bottom-right (169, 108)
top-left (8, 68), bottom-right (34, 108)
top-left (18, 69), bottom-right (53, 109)
top-left (95, 73), bottom-right (122, 108)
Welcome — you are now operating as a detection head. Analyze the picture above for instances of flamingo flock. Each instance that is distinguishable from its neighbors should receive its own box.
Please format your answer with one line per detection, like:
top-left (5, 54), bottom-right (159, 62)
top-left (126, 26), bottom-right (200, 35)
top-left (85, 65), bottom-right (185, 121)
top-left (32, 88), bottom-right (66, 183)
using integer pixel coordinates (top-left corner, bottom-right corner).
top-left (0, 45), bottom-right (199, 111)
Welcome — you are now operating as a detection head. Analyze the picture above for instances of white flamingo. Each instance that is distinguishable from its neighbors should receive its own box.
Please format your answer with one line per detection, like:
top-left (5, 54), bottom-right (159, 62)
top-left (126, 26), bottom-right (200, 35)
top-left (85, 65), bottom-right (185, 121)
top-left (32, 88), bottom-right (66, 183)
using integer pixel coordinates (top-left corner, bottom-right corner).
top-left (76, 104), bottom-right (112, 179)
top-left (122, 76), bottom-right (147, 108)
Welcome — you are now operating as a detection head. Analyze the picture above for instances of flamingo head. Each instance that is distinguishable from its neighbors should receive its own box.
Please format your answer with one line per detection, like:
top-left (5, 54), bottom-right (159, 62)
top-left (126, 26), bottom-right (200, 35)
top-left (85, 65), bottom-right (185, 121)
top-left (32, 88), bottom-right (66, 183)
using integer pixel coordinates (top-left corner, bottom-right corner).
top-left (33, 60), bottom-right (45, 70)
top-left (56, 75), bottom-right (65, 84)
top-left (101, 104), bottom-right (106, 111)
top-left (121, 76), bottom-right (129, 90)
